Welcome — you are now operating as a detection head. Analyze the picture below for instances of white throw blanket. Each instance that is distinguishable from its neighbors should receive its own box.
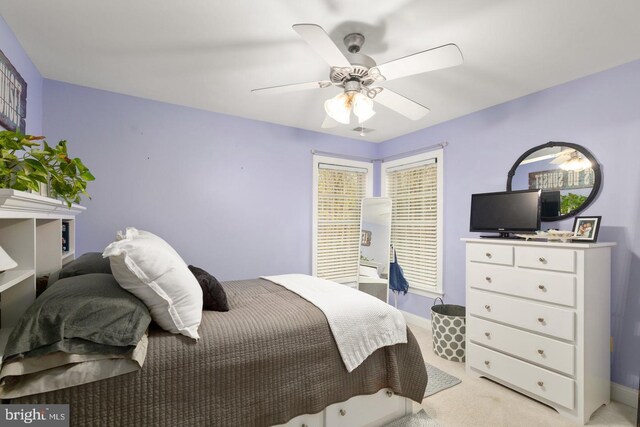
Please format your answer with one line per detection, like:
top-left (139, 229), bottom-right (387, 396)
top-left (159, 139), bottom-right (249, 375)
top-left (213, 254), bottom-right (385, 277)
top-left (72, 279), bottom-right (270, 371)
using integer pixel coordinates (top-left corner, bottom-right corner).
top-left (261, 274), bottom-right (407, 372)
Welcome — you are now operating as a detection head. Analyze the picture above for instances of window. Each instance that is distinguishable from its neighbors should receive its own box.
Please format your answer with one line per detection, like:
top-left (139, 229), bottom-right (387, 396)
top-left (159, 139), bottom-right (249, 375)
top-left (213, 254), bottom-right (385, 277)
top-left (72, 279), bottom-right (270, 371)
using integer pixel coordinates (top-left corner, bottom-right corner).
top-left (381, 150), bottom-right (443, 297)
top-left (313, 155), bottom-right (373, 283)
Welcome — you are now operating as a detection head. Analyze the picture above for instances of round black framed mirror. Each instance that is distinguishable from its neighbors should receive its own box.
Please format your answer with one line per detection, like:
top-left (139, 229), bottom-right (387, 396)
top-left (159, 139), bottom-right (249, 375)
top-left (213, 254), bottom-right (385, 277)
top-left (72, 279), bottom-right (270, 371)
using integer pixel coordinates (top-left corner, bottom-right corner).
top-left (507, 142), bottom-right (601, 222)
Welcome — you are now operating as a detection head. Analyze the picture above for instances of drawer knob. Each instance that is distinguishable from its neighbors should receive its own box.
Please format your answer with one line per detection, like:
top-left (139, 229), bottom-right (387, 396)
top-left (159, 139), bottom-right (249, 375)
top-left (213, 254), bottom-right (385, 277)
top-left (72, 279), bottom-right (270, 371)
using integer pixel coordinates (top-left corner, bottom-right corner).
top-left (484, 332), bottom-right (491, 337)
top-left (538, 257), bottom-right (547, 264)
top-left (386, 390), bottom-right (393, 397)
top-left (484, 360), bottom-right (490, 366)
top-left (537, 381), bottom-right (544, 387)
top-left (538, 349), bottom-right (545, 355)
top-left (339, 409), bottom-right (346, 416)
top-left (485, 276), bottom-right (492, 283)
top-left (485, 252), bottom-right (492, 259)
top-left (484, 305), bottom-right (491, 311)
top-left (538, 284), bottom-right (546, 291)
top-left (537, 317), bottom-right (545, 323)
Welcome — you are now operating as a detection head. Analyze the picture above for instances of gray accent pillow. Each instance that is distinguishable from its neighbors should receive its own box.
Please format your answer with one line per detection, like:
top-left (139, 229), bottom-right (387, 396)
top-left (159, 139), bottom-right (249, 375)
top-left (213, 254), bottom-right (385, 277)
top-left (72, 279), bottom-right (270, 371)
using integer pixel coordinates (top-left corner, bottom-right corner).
top-left (3, 273), bottom-right (151, 360)
top-left (48, 252), bottom-right (112, 287)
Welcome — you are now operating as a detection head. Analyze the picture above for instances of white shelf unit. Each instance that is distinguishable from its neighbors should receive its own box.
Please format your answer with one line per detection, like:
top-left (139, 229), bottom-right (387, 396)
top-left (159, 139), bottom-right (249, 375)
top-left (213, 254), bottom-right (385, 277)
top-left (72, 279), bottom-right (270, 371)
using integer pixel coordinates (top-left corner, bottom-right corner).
top-left (0, 189), bottom-right (84, 356)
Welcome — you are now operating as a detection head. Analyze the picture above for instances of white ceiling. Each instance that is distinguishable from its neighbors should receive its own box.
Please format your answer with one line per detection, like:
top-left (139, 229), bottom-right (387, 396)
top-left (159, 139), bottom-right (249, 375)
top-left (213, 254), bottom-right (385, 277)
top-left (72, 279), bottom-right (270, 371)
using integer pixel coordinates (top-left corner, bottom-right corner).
top-left (1, 0), bottom-right (639, 142)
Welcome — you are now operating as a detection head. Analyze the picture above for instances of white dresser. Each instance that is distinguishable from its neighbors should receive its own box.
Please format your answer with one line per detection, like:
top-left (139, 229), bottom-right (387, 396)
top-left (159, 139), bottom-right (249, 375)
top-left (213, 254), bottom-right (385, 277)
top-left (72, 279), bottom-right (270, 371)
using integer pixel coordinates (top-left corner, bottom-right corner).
top-left (463, 238), bottom-right (614, 424)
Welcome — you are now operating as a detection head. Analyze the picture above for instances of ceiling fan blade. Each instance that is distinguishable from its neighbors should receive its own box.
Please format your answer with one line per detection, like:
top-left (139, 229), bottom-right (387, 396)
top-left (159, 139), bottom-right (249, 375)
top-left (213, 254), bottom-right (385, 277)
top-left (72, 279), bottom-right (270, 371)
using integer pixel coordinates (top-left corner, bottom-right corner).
top-left (321, 115), bottom-right (339, 128)
top-left (374, 88), bottom-right (430, 120)
top-left (370, 44), bottom-right (463, 82)
top-left (550, 149), bottom-right (577, 164)
top-left (292, 24), bottom-right (351, 68)
top-left (251, 80), bottom-right (332, 95)
top-left (551, 155), bottom-right (572, 164)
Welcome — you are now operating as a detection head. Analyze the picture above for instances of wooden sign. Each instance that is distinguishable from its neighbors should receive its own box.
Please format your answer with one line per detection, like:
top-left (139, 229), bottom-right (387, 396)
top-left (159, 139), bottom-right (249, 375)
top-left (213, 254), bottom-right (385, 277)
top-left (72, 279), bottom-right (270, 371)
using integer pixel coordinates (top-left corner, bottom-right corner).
top-left (0, 48), bottom-right (27, 133)
top-left (529, 168), bottom-right (595, 191)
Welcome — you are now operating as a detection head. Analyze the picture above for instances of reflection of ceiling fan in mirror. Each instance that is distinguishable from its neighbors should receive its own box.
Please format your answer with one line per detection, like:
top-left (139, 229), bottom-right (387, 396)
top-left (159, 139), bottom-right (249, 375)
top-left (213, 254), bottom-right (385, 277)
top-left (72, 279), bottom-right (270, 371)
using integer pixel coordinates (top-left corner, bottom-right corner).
top-left (251, 24), bottom-right (463, 128)
top-left (551, 149), bottom-right (592, 171)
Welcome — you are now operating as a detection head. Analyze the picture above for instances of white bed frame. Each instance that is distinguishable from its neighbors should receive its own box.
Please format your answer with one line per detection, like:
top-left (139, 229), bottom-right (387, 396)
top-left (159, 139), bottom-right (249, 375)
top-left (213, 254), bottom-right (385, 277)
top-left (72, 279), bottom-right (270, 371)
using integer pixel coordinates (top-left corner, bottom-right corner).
top-left (275, 388), bottom-right (414, 427)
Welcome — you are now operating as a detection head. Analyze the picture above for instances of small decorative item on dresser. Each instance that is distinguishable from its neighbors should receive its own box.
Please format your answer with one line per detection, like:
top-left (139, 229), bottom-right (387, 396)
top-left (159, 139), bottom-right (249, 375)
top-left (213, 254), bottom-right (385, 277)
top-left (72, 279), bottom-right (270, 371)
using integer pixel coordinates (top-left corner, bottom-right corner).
top-left (431, 297), bottom-right (466, 362)
top-left (0, 245), bottom-right (18, 274)
top-left (572, 216), bottom-right (601, 242)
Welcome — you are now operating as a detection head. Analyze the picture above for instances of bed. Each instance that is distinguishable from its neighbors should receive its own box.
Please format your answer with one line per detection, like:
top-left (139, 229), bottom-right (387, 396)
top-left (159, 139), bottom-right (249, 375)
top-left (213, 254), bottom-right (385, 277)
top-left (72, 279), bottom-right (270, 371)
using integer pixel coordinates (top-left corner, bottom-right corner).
top-left (10, 278), bottom-right (428, 426)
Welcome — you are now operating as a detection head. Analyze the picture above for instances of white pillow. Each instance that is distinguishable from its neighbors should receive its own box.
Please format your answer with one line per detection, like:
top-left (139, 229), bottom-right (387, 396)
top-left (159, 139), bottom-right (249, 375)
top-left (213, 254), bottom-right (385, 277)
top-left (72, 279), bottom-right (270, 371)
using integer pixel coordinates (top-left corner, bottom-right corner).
top-left (103, 229), bottom-right (202, 340)
top-left (116, 227), bottom-right (184, 261)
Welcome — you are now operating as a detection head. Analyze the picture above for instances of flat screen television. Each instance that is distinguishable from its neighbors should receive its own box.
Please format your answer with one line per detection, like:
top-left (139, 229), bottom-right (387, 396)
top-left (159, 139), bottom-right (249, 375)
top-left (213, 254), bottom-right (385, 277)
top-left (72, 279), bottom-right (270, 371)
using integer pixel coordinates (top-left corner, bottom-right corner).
top-left (470, 189), bottom-right (541, 238)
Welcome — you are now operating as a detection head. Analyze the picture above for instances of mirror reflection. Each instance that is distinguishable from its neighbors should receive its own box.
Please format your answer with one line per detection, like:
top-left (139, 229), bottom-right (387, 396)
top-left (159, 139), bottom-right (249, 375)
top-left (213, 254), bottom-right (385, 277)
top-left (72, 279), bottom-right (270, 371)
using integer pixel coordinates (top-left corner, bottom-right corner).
top-left (507, 143), bottom-right (601, 221)
top-left (358, 197), bottom-right (392, 303)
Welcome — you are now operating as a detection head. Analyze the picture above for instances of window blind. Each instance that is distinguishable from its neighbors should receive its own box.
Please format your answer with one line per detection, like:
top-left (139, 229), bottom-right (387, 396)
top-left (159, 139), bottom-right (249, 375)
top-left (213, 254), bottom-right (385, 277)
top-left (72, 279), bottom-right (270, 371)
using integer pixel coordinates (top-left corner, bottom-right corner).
top-left (316, 164), bottom-right (367, 282)
top-left (386, 160), bottom-right (438, 290)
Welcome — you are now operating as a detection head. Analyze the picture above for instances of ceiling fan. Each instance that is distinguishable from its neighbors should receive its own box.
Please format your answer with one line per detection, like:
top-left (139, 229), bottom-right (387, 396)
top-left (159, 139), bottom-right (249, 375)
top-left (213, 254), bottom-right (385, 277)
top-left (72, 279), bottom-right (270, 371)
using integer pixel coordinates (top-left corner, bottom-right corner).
top-left (551, 149), bottom-right (592, 171)
top-left (251, 24), bottom-right (464, 128)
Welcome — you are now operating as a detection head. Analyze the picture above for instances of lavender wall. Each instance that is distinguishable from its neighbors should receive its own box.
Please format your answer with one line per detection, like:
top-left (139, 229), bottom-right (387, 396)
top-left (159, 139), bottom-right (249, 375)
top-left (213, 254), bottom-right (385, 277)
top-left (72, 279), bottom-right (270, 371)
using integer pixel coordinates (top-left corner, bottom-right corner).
top-left (42, 80), bottom-right (377, 280)
top-left (379, 59), bottom-right (640, 389)
top-left (0, 16), bottom-right (43, 134)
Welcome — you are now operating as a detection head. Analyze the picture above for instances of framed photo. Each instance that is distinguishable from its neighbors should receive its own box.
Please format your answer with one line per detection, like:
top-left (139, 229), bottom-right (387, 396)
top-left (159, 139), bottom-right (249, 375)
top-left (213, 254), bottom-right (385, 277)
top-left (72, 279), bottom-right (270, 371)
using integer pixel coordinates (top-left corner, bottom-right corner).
top-left (0, 48), bottom-right (28, 133)
top-left (572, 216), bottom-right (601, 242)
top-left (361, 230), bottom-right (372, 247)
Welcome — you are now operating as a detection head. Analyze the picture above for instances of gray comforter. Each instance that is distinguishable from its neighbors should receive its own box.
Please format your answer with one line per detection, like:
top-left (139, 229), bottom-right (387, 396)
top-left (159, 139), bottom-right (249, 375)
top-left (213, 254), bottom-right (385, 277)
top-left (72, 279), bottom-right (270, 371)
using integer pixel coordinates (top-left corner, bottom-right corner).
top-left (15, 279), bottom-right (428, 426)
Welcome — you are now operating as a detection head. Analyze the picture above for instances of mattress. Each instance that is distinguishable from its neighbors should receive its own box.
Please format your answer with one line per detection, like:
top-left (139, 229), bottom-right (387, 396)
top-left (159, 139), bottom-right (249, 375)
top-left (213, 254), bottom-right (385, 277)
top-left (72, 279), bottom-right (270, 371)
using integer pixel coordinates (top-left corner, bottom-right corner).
top-left (15, 278), bottom-right (428, 426)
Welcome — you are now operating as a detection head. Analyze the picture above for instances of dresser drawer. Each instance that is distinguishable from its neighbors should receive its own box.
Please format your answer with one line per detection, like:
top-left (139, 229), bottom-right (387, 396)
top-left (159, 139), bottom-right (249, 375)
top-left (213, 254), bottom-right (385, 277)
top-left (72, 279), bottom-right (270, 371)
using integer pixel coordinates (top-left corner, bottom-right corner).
top-left (468, 243), bottom-right (513, 266)
top-left (516, 246), bottom-right (575, 273)
top-left (467, 263), bottom-right (576, 307)
top-left (469, 343), bottom-right (575, 409)
top-left (468, 317), bottom-right (575, 375)
top-left (468, 289), bottom-right (575, 341)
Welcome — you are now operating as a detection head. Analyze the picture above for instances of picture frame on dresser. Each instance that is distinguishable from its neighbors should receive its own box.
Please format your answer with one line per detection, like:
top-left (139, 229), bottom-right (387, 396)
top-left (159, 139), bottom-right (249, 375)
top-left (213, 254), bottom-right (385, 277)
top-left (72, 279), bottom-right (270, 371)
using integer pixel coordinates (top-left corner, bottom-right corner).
top-left (572, 216), bottom-right (601, 242)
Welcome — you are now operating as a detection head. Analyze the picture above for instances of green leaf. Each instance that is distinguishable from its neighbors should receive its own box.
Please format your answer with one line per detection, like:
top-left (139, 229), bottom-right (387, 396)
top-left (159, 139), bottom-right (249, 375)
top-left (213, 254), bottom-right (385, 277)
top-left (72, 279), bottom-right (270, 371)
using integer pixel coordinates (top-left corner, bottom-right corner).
top-left (80, 171), bottom-right (95, 181)
top-left (23, 158), bottom-right (47, 173)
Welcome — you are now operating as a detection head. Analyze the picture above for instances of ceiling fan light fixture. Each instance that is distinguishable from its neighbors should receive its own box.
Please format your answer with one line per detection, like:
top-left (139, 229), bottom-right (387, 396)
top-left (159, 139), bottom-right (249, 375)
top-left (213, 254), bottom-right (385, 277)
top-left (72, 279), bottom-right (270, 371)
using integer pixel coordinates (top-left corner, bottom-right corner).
top-left (559, 152), bottom-right (592, 171)
top-left (352, 92), bottom-right (375, 123)
top-left (324, 93), bottom-right (351, 124)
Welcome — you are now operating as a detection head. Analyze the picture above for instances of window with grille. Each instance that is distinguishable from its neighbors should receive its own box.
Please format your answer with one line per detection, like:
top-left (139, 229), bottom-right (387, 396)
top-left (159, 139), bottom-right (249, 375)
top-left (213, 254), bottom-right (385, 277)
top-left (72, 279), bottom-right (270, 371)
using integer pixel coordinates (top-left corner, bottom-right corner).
top-left (313, 156), bottom-right (373, 283)
top-left (382, 150), bottom-right (443, 295)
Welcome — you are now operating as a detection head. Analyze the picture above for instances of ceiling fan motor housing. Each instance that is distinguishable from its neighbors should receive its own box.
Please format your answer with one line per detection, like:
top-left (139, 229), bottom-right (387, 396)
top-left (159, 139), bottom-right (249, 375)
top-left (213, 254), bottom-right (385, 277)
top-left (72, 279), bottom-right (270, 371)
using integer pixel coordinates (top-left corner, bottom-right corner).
top-left (330, 52), bottom-right (377, 86)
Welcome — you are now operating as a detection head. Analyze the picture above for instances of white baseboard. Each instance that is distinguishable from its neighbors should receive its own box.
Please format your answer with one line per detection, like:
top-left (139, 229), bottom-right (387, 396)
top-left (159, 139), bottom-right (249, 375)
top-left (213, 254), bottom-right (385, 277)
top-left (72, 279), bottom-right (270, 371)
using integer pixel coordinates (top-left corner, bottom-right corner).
top-left (401, 309), bottom-right (637, 410)
top-left (401, 310), bottom-right (432, 332)
top-left (611, 382), bottom-right (638, 409)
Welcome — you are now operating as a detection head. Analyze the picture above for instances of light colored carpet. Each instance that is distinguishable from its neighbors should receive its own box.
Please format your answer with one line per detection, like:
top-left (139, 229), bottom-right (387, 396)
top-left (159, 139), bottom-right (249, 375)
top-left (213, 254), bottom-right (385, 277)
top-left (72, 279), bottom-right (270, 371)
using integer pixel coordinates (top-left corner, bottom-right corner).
top-left (385, 410), bottom-right (442, 427)
top-left (425, 364), bottom-right (461, 397)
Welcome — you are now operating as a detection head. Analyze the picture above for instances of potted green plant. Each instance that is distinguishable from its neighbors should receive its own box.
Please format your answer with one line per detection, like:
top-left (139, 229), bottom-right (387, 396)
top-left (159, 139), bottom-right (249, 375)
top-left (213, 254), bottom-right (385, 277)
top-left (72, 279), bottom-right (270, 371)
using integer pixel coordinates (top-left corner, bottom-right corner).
top-left (0, 130), bottom-right (95, 207)
top-left (560, 192), bottom-right (587, 215)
